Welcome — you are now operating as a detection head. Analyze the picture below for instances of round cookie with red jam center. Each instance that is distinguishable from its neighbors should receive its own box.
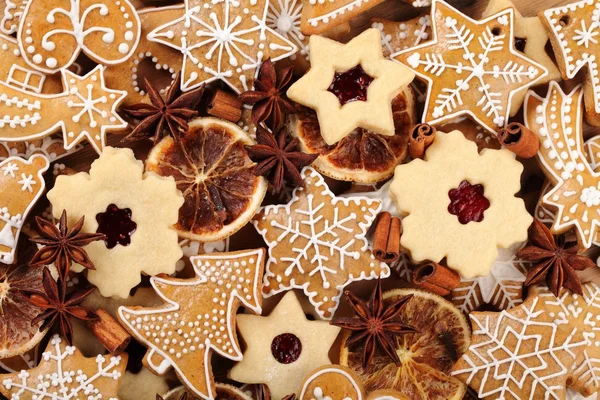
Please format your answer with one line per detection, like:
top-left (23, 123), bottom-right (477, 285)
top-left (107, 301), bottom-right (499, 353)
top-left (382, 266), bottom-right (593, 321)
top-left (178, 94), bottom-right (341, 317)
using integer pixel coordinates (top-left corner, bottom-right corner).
top-left (288, 86), bottom-right (415, 184)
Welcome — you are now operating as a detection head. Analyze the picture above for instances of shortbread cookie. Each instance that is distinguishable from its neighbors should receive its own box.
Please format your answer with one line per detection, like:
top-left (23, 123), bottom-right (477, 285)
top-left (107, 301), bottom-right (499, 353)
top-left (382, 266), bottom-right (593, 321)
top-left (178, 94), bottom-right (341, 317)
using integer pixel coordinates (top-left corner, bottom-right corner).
top-left (298, 365), bottom-right (365, 400)
top-left (147, 0), bottom-right (297, 93)
top-left (0, 65), bottom-right (128, 154)
top-left (482, 0), bottom-right (561, 116)
top-left (254, 167), bottom-right (389, 319)
top-left (367, 390), bottom-right (410, 400)
top-left (287, 28), bottom-right (414, 146)
top-left (541, 0), bottom-right (600, 125)
top-left (524, 82), bottom-right (600, 249)
top-left (47, 146), bottom-right (184, 298)
top-left (0, 154), bottom-right (49, 264)
top-left (119, 249), bottom-right (266, 400)
top-left (390, 130), bottom-right (532, 278)
top-left (229, 291), bottom-right (341, 400)
top-left (394, 0), bottom-right (547, 134)
top-left (17, 0), bottom-right (141, 73)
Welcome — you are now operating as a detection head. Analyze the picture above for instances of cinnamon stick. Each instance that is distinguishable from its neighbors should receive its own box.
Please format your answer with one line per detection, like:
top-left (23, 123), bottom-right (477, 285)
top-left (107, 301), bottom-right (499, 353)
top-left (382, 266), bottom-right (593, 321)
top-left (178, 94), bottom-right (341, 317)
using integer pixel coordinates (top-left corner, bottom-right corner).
top-left (412, 262), bottom-right (461, 297)
top-left (372, 212), bottom-right (401, 263)
top-left (207, 89), bottom-right (243, 122)
top-left (497, 122), bottom-right (539, 159)
top-left (87, 308), bottom-right (131, 355)
top-left (409, 123), bottom-right (437, 159)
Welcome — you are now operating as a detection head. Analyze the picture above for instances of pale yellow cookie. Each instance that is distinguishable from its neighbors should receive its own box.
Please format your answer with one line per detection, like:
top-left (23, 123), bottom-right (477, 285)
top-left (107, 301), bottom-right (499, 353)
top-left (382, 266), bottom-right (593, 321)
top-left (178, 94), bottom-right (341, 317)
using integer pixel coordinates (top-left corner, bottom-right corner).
top-left (47, 146), bottom-right (184, 298)
top-left (287, 28), bottom-right (414, 146)
top-left (118, 368), bottom-right (170, 400)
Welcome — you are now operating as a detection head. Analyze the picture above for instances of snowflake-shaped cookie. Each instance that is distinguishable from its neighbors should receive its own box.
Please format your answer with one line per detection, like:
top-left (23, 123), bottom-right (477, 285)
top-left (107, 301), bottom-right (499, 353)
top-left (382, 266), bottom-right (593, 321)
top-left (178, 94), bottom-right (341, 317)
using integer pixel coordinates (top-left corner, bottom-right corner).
top-left (254, 166), bottom-right (389, 319)
top-left (0, 334), bottom-right (126, 399)
top-left (47, 147), bottom-right (184, 298)
top-left (393, 0), bottom-right (547, 134)
top-left (148, 0), bottom-right (297, 93)
top-left (524, 82), bottom-right (600, 249)
top-left (389, 130), bottom-right (532, 279)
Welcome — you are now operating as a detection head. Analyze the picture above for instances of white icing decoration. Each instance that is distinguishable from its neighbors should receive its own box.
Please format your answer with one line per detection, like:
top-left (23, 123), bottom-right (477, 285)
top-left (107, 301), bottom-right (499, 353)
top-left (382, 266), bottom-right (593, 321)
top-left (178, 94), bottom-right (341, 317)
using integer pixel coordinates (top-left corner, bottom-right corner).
top-left (1, 0), bottom-right (29, 35)
top-left (266, 0), bottom-right (308, 62)
top-left (299, 367), bottom-right (362, 400)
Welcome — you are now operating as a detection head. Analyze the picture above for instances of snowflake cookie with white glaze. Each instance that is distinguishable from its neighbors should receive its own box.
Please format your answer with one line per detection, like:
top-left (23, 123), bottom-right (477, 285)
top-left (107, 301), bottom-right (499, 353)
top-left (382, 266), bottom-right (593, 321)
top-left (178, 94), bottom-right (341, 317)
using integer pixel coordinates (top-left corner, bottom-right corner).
top-left (393, 0), bottom-right (547, 134)
top-left (229, 291), bottom-right (341, 400)
top-left (254, 166), bottom-right (389, 319)
top-left (119, 249), bottom-right (265, 400)
top-left (389, 130), bottom-right (532, 279)
top-left (0, 334), bottom-right (127, 400)
top-left (47, 146), bottom-right (184, 298)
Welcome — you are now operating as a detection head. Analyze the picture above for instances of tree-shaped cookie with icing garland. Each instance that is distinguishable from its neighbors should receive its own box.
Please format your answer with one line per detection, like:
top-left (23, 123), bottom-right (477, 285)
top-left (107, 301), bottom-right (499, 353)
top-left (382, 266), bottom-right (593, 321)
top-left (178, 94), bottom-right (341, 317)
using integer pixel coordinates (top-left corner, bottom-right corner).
top-left (253, 166), bottom-right (389, 320)
top-left (394, 0), bottom-right (548, 134)
top-left (524, 82), bottom-right (600, 249)
top-left (118, 249), bottom-right (266, 400)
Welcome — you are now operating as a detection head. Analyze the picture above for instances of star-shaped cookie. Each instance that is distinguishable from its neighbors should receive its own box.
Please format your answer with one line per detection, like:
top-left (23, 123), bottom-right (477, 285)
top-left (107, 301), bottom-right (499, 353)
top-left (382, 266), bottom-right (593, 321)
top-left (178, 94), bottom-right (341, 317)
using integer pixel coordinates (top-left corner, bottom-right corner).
top-left (299, 0), bottom-right (385, 35)
top-left (253, 166), bottom-right (390, 319)
top-left (148, 0), bottom-right (297, 93)
top-left (541, 0), bottom-right (600, 125)
top-left (394, 0), bottom-right (548, 134)
top-left (0, 334), bottom-right (127, 399)
top-left (228, 291), bottom-right (341, 400)
top-left (482, 0), bottom-right (561, 116)
top-left (287, 28), bottom-right (414, 145)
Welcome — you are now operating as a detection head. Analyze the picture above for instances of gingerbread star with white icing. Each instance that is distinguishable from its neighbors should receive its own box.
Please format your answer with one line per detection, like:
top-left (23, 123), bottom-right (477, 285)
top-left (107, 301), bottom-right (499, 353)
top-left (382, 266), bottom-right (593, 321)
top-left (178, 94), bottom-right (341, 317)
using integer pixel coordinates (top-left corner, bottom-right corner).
top-left (229, 291), bottom-right (341, 400)
top-left (394, 0), bottom-right (548, 134)
top-left (287, 28), bottom-right (414, 146)
top-left (147, 0), bottom-right (297, 93)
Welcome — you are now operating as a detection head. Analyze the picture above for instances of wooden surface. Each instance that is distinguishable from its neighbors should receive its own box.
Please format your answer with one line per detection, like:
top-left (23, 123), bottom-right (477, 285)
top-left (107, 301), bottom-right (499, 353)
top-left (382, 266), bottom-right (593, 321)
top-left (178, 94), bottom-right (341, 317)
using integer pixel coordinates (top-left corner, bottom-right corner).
top-left (3, 0), bottom-right (600, 285)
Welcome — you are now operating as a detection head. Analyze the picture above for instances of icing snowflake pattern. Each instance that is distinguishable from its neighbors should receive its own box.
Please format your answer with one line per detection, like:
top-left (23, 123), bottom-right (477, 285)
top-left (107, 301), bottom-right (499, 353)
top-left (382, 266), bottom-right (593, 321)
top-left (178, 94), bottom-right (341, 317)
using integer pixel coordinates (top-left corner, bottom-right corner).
top-left (118, 249), bottom-right (265, 400)
top-left (254, 167), bottom-right (390, 319)
top-left (524, 82), bottom-right (600, 249)
top-left (0, 335), bottom-right (125, 400)
top-left (267, 0), bottom-right (308, 62)
top-left (0, 65), bottom-right (127, 154)
top-left (393, 1), bottom-right (547, 134)
top-left (148, 0), bottom-right (297, 93)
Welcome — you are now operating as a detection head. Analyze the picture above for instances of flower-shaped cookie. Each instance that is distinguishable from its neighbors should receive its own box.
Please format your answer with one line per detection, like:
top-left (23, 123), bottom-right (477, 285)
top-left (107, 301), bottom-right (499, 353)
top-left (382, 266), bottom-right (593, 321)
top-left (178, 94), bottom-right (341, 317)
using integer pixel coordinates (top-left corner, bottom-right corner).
top-left (286, 28), bottom-right (414, 145)
top-left (389, 131), bottom-right (531, 278)
top-left (47, 147), bottom-right (184, 298)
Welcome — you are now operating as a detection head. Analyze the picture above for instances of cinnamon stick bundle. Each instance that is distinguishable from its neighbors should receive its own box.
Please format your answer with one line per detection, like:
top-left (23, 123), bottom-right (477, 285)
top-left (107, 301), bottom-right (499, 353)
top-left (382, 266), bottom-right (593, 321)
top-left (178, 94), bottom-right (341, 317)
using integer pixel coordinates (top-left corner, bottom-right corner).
top-left (87, 308), bottom-right (131, 355)
top-left (412, 262), bottom-right (461, 297)
top-left (372, 212), bottom-right (401, 263)
top-left (409, 123), bottom-right (436, 159)
top-left (207, 89), bottom-right (243, 122)
top-left (497, 122), bottom-right (539, 159)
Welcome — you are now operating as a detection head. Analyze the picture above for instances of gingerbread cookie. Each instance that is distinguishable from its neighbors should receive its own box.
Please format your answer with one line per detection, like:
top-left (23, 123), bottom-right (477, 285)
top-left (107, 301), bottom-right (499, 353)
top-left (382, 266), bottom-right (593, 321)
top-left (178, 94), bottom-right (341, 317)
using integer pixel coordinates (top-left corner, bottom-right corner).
top-left (47, 146), bottom-right (184, 298)
top-left (229, 291), bottom-right (341, 400)
top-left (0, 334), bottom-right (127, 399)
top-left (394, 0), bottom-right (547, 135)
top-left (481, 0), bottom-right (561, 116)
top-left (103, 5), bottom-right (185, 107)
top-left (147, 0), bottom-right (296, 93)
top-left (118, 249), bottom-right (266, 400)
top-left (1, 0), bottom-right (28, 35)
top-left (0, 154), bottom-right (49, 264)
top-left (452, 283), bottom-right (600, 398)
top-left (254, 167), bottom-right (389, 319)
top-left (524, 82), bottom-right (600, 249)
top-left (541, 0), bottom-right (600, 125)
top-left (287, 28), bottom-right (414, 146)
top-left (0, 65), bottom-right (128, 155)
top-left (0, 137), bottom-right (78, 163)
top-left (299, 0), bottom-right (385, 35)
top-left (17, 0), bottom-right (141, 73)
top-left (389, 130), bottom-right (532, 278)
top-left (371, 15), bottom-right (431, 58)
top-left (298, 365), bottom-right (365, 400)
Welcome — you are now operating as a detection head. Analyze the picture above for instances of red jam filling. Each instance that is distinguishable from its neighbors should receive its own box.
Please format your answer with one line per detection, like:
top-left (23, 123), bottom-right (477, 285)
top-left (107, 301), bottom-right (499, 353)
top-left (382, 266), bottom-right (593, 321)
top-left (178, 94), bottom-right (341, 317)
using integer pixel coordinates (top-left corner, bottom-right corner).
top-left (448, 180), bottom-right (490, 224)
top-left (327, 65), bottom-right (374, 106)
top-left (271, 333), bottom-right (302, 364)
top-left (96, 204), bottom-right (137, 249)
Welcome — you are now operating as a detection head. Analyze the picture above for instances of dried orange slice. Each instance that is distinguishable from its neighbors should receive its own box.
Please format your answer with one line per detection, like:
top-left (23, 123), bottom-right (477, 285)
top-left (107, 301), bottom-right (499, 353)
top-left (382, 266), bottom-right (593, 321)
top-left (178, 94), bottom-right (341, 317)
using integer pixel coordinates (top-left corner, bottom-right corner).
top-left (288, 87), bottom-right (415, 183)
top-left (146, 117), bottom-right (267, 242)
top-left (340, 289), bottom-right (470, 400)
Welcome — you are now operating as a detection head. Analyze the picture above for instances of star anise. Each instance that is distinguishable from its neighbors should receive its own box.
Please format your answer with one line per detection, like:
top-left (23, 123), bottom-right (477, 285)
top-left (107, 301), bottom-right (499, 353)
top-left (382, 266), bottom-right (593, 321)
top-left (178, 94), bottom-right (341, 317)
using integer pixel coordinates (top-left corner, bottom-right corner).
top-left (26, 267), bottom-right (97, 345)
top-left (331, 280), bottom-right (416, 369)
top-left (245, 127), bottom-right (318, 194)
top-left (156, 394), bottom-right (187, 400)
top-left (239, 59), bottom-right (297, 131)
top-left (517, 219), bottom-right (595, 297)
top-left (121, 71), bottom-right (205, 144)
top-left (30, 210), bottom-right (105, 281)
